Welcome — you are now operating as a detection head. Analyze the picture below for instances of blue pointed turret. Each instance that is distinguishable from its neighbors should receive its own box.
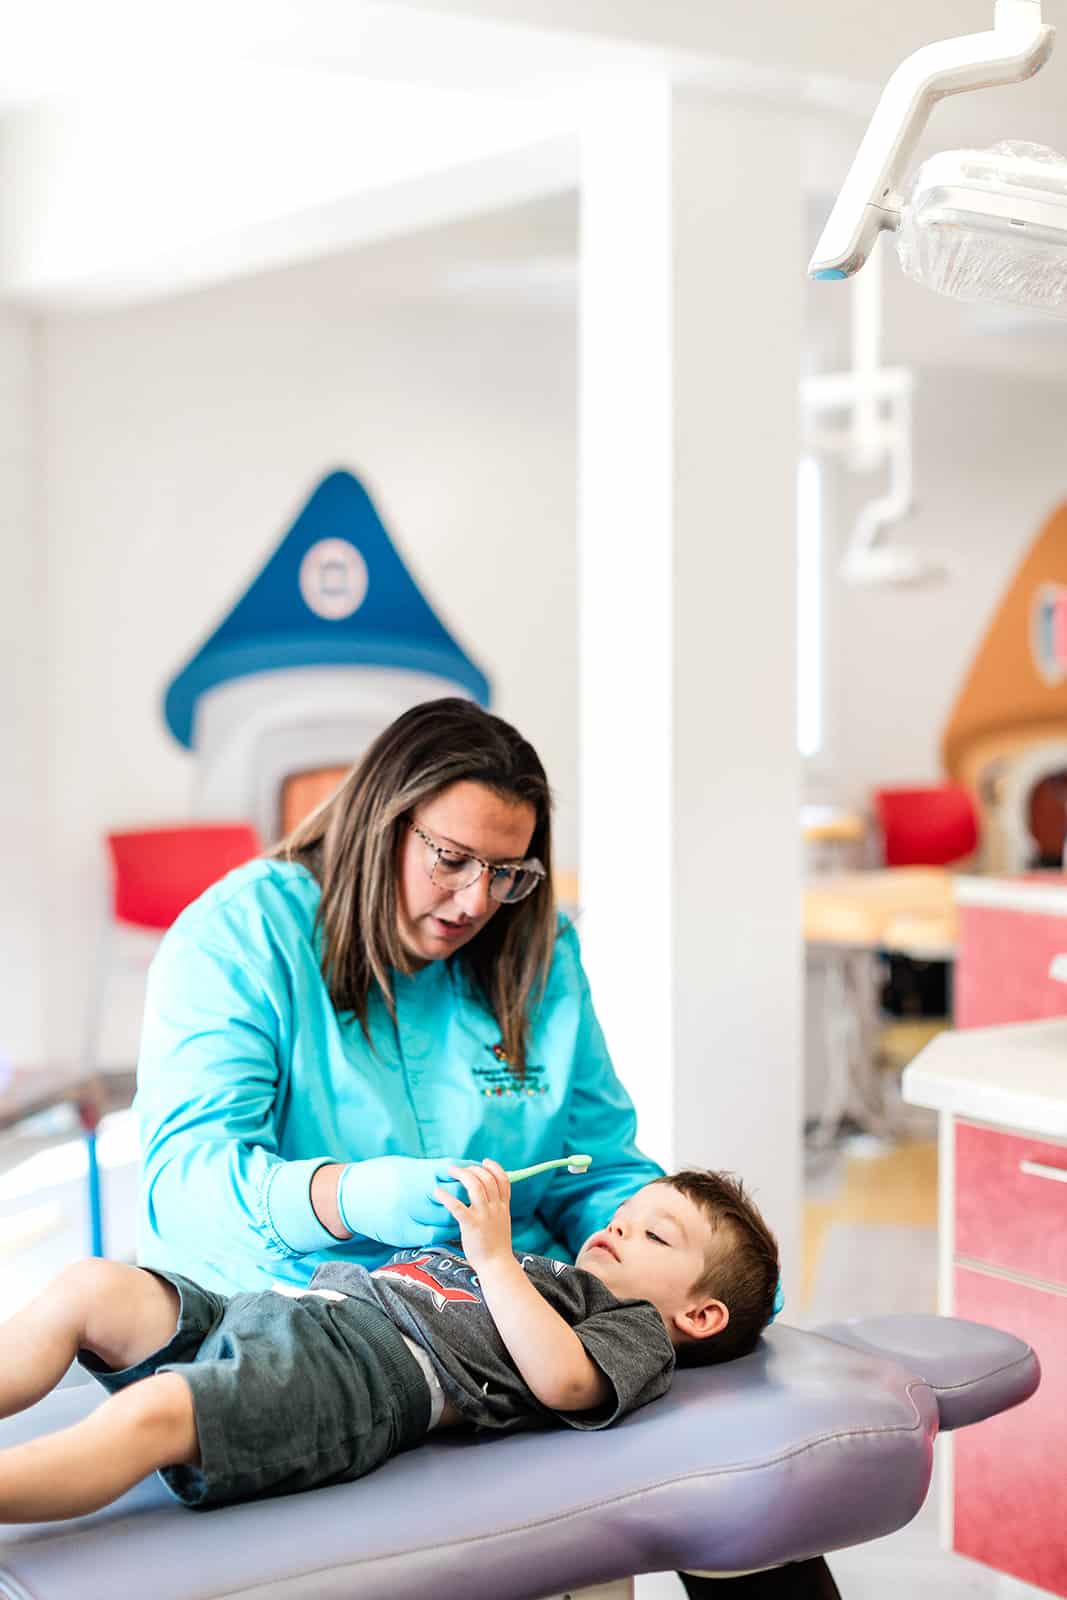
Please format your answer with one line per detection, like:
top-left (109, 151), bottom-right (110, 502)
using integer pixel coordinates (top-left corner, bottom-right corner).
top-left (164, 470), bottom-right (491, 748)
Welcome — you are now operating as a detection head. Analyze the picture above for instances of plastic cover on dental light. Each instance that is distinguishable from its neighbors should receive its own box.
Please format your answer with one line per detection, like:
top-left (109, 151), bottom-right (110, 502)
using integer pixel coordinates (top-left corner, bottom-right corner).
top-left (896, 140), bottom-right (1067, 314)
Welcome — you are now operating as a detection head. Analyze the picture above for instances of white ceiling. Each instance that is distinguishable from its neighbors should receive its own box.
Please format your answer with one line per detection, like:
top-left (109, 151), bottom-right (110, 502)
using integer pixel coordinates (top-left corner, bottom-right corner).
top-left (4, 0), bottom-right (1067, 379)
top-left (0, 0), bottom-right (663, 106)
top-left (4, 0), bottom-right (1067, 159)
top-left (5, 0), bottom-right (1061, 147)
top-left (374, 0), bottom-right (1067, 153)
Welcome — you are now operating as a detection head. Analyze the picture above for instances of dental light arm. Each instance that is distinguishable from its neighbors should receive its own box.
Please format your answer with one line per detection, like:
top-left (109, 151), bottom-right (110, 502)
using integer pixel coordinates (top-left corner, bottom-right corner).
top-left (809, 0), bottom-right (1054, 281)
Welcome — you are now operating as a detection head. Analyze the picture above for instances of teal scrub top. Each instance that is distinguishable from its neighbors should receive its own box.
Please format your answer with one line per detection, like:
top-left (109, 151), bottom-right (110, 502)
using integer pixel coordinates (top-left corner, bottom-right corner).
top-left (135, 860), bottom-right (663, 1295)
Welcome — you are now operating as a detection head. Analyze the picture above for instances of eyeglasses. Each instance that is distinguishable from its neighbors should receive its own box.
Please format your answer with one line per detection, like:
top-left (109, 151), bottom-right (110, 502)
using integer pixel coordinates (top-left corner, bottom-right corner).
top-left (408, 821), bottom-right (546, 905)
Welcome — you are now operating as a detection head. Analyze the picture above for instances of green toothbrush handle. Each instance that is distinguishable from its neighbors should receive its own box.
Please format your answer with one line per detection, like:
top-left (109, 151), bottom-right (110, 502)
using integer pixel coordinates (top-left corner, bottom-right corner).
top-left (506, 1154), bottom-right (592, 1184)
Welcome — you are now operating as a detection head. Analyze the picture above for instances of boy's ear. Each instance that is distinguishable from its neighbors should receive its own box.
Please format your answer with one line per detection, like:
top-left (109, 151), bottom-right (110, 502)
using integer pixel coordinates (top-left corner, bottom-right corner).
top-left (673, 1297), bottom-right (729, 1343)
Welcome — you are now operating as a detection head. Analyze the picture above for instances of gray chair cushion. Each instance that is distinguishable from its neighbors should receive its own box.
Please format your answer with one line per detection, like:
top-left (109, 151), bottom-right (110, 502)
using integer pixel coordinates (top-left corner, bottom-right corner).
top-left (813, 1314), bottom-right (1040, 1431)
top-left (0, 1325), bottom-right (943, 1599)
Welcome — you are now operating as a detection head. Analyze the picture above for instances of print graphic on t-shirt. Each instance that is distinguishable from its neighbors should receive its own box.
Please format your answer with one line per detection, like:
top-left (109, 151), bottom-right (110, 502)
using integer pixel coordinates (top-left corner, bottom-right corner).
top-left (373, 1257), bottom-right (480, 1312)
top-left (519, 1255), bottom-right (568, 1278)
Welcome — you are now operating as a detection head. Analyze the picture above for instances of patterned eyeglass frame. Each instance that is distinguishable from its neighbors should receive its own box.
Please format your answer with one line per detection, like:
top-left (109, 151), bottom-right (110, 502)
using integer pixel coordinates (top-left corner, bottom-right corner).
top-left (407, 821), bottom-right (546, 902)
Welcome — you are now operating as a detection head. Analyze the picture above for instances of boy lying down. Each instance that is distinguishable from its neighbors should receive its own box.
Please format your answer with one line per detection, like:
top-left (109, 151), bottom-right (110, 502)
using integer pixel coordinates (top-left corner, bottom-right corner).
top-left (0, 1163), bottom-right (779, 1516)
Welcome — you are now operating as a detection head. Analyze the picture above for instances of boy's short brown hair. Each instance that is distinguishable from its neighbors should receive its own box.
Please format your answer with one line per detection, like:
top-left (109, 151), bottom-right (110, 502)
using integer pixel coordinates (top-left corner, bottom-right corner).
top-left (659, 1170), bottom-right (780, 1365)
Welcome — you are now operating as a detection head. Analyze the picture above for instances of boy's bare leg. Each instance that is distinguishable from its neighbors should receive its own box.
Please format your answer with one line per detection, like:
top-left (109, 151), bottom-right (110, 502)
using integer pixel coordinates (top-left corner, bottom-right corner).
top-left (0, 1263), bottom-right (200, 1521)
top-left (0, 1371), bottom-right (199, 1521)
top-left (0, 1260), bottom-right (183, 1419)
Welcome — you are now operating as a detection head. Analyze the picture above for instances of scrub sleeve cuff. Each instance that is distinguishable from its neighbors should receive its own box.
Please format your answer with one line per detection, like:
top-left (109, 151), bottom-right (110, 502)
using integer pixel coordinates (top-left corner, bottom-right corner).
top-left (264, 1157), bottom-right (342, 1253)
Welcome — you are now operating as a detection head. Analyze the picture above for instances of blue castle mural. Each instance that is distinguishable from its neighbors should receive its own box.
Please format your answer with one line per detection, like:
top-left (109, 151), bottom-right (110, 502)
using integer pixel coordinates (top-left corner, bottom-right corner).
top-left (165, 469), bottom-right (490, 748)
top-left (163, 469), bottom-right (491, 843)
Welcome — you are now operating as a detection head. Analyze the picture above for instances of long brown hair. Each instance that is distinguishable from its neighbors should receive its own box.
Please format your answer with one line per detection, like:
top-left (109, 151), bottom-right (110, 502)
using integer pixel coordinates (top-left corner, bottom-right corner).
top-left (271, 698), bottom-right (556, 1073)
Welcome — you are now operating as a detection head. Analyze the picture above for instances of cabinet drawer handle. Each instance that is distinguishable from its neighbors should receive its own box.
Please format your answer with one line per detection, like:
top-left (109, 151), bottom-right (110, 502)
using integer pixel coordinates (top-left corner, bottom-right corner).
top-left (1019, 1159), bottom-right (1067, 1185)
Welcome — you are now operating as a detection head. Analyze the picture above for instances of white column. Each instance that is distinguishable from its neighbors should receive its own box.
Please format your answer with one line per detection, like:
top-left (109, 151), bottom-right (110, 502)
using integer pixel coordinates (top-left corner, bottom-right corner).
top-left (579, 81), bottom-right (803, 1288)
top-left (0, 308), bottom-right (44, 1064)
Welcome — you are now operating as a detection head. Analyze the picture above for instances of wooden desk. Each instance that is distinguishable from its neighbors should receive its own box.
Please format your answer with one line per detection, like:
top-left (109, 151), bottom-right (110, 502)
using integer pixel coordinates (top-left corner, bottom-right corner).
top-left (803, 869), bottom-right (957, 1148)
top-left (801, 805), bottom-right (866, 846)
top-left (801, 805), bottom-right (867, 875)
top-left (553, 870), bottom-right (579, 909)
top-left (804, 867), bottom-right (957, 958)
top-left (0, 1066), bottom-right (110, 1256)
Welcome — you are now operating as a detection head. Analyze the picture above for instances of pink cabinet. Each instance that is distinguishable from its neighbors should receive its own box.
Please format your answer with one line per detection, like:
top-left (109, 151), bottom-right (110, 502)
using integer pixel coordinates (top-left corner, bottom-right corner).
top-left (952, 1118), bottom-right (1067, 1595)
top-left (955, 1121), bottom-right (1067, 1285)
top-left (954, 1264), bottom-right (1067, 1593)
top-left (910, 878), bottom-right (1067, 1589)
top-left (955, 877), bottom-right (1067, 1029)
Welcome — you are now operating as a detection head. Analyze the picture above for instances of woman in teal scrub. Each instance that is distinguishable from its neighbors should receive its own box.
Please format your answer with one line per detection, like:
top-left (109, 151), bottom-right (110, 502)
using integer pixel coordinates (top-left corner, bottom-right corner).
top-left (135, 697), bottom-right (662, 1295)
top-left (135, 696), bottom-right (831, 1599)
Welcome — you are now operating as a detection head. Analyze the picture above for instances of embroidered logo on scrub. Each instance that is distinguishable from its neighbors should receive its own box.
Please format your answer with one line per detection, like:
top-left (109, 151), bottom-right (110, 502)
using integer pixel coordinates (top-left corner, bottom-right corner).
top-left (374, 1257), bottom-right (480, 1311)
top-left (472, 1042), bottom-right (549, 1098)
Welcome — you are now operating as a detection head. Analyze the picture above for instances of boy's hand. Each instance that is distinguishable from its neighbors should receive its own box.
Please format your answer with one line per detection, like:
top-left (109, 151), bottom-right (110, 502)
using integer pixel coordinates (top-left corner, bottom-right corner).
top-left (435, 1159), bottom-right (513, 1271)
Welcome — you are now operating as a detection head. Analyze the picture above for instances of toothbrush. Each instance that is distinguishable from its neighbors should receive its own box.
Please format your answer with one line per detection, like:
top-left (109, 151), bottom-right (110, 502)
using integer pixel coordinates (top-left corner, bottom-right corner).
top-left (506, 1153), bottom-right (593, 1184)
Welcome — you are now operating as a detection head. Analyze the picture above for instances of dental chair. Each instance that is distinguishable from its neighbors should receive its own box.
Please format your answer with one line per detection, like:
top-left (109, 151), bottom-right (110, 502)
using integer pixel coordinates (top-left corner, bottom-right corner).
top-left (0, 1313), bottom-right (1037, 1599)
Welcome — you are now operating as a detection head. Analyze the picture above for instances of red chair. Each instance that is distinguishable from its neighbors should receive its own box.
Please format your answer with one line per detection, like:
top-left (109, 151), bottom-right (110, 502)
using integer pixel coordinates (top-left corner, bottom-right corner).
top-left (106, 824), bottom-right (261, 930)
top-left (872, 785), bottom-right (979, 868)
top-left (85, 822), bottom-right (260, 1073)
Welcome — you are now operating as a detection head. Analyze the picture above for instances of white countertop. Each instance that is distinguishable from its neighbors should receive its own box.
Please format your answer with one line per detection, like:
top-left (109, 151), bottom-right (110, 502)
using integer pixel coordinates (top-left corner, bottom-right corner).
top-left (903, 1018), bottom-right (1067, 1138)
top-left (955, 873), bottom-right (1067, 916)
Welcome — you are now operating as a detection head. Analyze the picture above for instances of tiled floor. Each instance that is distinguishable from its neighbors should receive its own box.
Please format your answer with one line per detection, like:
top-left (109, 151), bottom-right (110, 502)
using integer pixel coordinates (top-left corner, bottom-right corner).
top-left (800, 1134), bottom-right (940, 1328)
top-left (0, 1120), bottom-right (1047, 1598)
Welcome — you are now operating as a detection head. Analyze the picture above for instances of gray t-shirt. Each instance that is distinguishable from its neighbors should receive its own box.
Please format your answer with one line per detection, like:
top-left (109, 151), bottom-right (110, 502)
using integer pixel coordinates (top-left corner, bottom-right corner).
top-left (310, 1249), bottom-right (675, 1433)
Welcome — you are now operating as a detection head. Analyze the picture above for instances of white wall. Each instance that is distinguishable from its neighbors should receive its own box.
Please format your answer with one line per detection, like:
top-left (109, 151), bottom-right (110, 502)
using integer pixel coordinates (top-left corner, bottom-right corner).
top-left (0, 310), bottom-right (44, 1064)
top-left (37, 210), bottom-right (578, 1066)
top-left (821, 367), bottom-right (1067, 809)
top-left (26, 182), bottom-right (1067, 1072)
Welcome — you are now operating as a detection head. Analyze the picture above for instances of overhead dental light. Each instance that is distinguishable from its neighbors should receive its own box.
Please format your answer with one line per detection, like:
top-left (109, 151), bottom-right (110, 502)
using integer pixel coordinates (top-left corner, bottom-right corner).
top-left (809, 1), bottom-right (1067, 316)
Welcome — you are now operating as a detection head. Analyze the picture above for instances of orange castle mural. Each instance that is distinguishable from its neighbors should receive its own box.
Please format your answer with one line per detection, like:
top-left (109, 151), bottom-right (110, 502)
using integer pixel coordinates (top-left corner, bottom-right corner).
top-left (942, 500), bottom-right (1067, 870)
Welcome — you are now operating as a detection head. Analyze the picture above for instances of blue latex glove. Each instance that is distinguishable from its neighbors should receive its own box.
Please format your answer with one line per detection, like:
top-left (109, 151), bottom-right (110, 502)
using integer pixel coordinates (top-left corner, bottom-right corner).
top-left (769, 1278), bottom-right (785, 1322)
top-left (337, 1155), bottom-right (464, 1247)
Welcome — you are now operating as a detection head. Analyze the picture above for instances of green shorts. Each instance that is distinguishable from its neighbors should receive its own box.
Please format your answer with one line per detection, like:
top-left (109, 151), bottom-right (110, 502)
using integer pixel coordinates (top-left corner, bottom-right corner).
top-left (79, 1271), bottom-right (431, 1508)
